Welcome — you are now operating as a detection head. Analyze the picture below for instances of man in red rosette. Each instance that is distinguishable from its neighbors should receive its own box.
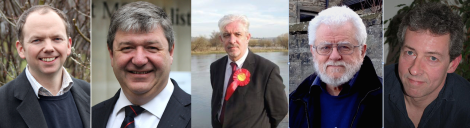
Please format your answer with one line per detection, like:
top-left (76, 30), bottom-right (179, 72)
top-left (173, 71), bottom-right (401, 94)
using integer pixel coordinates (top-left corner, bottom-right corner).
top-left (210, 14), bottom-right (288, 128)
top-left (289, 6), bottom-right (382, 128)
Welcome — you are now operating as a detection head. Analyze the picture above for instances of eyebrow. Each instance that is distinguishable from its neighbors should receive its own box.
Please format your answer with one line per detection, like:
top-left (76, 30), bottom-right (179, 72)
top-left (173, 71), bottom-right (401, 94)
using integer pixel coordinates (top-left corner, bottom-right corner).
top-left (403, 45), bottom-right (443, 56)
top-left (116, 41), bottom-right (160, 47)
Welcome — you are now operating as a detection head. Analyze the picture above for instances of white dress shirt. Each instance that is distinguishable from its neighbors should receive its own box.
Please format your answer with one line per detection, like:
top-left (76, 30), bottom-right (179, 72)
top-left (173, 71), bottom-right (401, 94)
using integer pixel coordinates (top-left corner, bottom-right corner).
top-left (106, 78), bottom-right (174, 128)
top-left (218, 49), bottom-right (249, 120)
top-left (25, 64), bottom-right (74, 98)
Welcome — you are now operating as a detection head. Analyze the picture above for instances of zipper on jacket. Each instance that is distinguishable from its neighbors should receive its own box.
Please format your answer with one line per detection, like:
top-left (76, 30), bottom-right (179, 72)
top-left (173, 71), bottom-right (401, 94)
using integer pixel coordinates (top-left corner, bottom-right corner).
top-left (350, 87), bottom-right (381, 128)
top-left (294, 99), bottom-right (310, 128)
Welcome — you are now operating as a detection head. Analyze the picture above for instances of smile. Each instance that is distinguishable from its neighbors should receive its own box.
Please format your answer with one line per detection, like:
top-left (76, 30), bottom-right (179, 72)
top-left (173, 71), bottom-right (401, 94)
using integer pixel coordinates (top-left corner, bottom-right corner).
top-left (130, 71), bottom-right (152, 74)
top-left (40, 57), bottom-right (57, 62)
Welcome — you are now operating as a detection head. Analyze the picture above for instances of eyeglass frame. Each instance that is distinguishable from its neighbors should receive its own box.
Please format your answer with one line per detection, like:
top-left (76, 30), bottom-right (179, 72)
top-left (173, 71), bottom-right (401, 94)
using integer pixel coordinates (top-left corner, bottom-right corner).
top-left (311, 43), bottom-right (362, 55)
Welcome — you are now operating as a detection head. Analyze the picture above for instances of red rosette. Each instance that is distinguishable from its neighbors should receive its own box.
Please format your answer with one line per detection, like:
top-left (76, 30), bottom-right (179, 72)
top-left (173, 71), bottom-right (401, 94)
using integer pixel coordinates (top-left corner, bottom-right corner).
top-left (233, 68), bottom-right (251, 86)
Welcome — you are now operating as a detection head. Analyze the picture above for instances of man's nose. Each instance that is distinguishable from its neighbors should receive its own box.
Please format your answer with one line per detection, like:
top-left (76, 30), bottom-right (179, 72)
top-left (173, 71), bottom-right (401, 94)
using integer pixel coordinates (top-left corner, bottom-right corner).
top-left (328, 47), bottom-right (342, 60)
top-left (43, 39), bottom-right (54, 53)
top-left (132, 47), bottom-right (148, 67)
top-left (408, 57), bottom-right (424, 76)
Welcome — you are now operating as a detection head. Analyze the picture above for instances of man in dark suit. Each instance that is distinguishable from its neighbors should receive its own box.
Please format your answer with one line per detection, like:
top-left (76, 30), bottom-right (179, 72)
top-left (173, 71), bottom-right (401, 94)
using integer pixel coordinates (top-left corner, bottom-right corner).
top-left (210, 14), bottom-right (288, 128)
top-left (0, 5), bottom-right (90, 128)
top-left (92, 2), bottom-right (190, 128)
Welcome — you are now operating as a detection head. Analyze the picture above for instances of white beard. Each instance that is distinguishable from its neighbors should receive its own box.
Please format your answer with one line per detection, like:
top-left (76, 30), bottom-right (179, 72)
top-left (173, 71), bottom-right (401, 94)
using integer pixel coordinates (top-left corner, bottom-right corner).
top-left (313, 57), bottom-right (363, 87)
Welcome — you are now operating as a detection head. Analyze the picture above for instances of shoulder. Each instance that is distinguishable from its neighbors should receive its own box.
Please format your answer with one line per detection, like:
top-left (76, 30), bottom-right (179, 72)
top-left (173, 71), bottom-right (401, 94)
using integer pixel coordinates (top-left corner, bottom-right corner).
top-left (447, 73), bottom-right (470, 99)
top-left (210, 55), bottom-right (228, 69)
top-left (289, 73), bottom-right (317, 99)
top-left (72, 78), bottom-right (90, 94)
top-left (0, 79), bottom-right (19, 100)
top-left (249, 52), bottom-right (279, 73)
top-left (171, 79), bottom-right (191, 106)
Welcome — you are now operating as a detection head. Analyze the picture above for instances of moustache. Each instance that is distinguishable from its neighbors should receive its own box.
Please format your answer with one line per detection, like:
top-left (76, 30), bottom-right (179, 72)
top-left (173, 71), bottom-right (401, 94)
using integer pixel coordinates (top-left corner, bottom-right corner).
top-left (227, 44), bottom-right (239, 49)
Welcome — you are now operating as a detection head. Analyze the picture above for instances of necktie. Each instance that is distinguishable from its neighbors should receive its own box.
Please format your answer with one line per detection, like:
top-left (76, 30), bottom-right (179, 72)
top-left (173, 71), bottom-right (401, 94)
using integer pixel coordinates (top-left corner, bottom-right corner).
top-left (220, 62), bottom-right (238, 124)
top-left (121, 105), bottom-right (145, 128)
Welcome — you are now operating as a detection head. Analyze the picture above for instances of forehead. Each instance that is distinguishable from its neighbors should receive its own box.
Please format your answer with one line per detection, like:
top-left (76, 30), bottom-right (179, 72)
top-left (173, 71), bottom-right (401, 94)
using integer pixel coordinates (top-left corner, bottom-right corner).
top-left (315, 22), bottom-right (356, 44)
top-left (113, 28), bottom-right (168, 46)
top-left (222, 21), bottom-right (245, 33)
top-left (23, 10), bottom-right (66, 33)
top-left (403, 29), bottom-right (450, 54)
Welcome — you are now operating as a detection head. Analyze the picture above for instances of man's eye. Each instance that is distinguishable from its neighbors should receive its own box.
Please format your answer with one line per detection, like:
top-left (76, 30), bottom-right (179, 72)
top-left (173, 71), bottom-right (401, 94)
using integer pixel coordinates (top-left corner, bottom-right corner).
top-left (32, 39), bottom-right (40, 43)
top-left (406, 51), bottom-right (414, 55)
top-left (429, 56), bottom-right (438, 61)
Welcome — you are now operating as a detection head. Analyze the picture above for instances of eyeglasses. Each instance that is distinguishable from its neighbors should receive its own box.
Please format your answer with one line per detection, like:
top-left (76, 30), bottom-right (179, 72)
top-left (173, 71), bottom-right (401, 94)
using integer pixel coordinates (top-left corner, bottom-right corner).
top-left (312, 43), bottom-right (361, 55)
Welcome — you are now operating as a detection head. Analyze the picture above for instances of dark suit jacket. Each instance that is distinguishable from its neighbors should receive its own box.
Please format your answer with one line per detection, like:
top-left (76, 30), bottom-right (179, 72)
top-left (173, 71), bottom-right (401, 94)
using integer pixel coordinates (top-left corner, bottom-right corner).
top-left (210, 50), bottom-right (288, 128)
top-left (92, 79), bottom-right (191, 128)
top-left (0, 70), bottom-right (90, 128)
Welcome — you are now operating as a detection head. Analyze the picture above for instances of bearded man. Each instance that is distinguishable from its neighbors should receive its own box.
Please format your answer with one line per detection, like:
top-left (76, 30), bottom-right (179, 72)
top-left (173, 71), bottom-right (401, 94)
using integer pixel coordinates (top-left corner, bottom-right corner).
top-left (289, 6), bottom-right (383, 128)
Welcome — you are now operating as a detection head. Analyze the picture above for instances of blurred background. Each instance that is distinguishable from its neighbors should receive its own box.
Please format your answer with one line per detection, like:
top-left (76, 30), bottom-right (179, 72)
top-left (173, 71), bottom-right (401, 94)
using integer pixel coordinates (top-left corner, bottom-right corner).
top-left (0, 0), bottom-right (91, 86)
top-left (91, 0), bottom-right (191, 106)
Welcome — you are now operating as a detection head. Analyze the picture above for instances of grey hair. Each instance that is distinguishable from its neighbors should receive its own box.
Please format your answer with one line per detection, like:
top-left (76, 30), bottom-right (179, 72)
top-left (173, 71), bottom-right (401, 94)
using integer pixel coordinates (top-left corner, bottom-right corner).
top-left (107, 1), bottom-right (174, 52)
top-left (218, 14), bottom-right (250, 34)
top-left (16, 5), bottom-right (71, 44)
top-left (397, 2), bottom-right (465, 62)
top-left (308, 6), bottom-right (367, 46)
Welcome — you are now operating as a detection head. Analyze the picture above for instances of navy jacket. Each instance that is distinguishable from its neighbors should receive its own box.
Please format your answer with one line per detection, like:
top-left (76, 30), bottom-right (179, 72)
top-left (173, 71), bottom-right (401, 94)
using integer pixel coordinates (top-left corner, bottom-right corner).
top-left (289, 56), bottom-right (382, 128)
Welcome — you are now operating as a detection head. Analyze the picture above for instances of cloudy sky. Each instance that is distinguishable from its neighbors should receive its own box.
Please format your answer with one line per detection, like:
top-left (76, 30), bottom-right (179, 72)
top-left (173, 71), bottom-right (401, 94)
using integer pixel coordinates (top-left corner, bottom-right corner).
top-left (191, 0), bottom-right (288, 38)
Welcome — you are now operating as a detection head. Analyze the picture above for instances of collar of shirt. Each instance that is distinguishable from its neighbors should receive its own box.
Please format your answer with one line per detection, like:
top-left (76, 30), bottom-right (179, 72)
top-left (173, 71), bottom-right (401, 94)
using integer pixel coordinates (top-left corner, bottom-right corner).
top-left (309, 71), bottom-right (359, 95)
top-left (25, 64), bottom-right (74, 98)
top-left (109, 77), bottom-right (174, 127)
top-left (226, 48), bottom-right (249, 69)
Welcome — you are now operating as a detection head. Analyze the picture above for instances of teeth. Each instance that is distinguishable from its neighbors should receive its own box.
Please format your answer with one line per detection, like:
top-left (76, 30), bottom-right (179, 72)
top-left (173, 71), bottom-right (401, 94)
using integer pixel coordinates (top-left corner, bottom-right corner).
top-left (132, 71), bottom-right (151, 74)
top-left (42, 57), bottom-right (55, 62)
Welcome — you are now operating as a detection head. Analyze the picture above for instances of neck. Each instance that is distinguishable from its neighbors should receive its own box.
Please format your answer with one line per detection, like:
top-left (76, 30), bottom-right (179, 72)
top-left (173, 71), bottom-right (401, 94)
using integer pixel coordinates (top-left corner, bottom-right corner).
top-left (325, 84), bottom-right (343, 96)
top-left (30, 66), bottom-right (63, 96)
top-left (124, 78), bottom-right (169, 106)
top-left (403, 83), bottom-right (444, 128)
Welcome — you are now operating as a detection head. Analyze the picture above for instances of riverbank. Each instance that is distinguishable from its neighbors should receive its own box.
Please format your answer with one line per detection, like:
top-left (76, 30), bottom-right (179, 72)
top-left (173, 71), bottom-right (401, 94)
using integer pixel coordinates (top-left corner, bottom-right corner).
top-left (192, 47), bottom-right (288, 54)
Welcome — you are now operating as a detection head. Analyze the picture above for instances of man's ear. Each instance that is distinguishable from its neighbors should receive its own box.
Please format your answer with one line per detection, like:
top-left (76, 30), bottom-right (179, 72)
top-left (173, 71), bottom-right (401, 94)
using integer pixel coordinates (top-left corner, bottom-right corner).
top-left (16, 40), bottom-right (26, 59)
top-left (108, 46), bottom-right (114, 67)
top-left (447, 54), bottom-right (462, 73)
top-left (361, 44), bottom-right (367, 58)
top-left (67, 37), bottom-right (72, 56)
top-left (169, 43), bottom-right (175, 65)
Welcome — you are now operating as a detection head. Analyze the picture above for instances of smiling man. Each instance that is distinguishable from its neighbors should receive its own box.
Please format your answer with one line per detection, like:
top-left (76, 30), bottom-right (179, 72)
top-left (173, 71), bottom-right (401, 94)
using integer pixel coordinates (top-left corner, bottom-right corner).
top-left (210, 14), bottom-right (287, 128)
top-left (0, 5), bottom-right (90, 128)
top-left (384, 3), bottom-right (470, 128)
top-left (91, 1), bottom-right (190, 128)
top-left (289, 6), bottom-right (382, 128)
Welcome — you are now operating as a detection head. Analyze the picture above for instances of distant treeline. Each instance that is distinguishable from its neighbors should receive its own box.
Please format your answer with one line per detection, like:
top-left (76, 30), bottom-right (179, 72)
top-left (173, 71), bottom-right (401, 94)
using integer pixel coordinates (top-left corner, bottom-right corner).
top-left (191, 31), bottom-right (288, 52)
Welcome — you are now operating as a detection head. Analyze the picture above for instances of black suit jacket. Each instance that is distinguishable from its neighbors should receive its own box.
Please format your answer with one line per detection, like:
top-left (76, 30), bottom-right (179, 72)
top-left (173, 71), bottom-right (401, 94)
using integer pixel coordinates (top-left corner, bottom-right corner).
top-left (0, 69), bottom-right (90, 128)
top-left (210, 50), bottom-right (288, 128)
top-left (92, 79), bottom-right (191, 128)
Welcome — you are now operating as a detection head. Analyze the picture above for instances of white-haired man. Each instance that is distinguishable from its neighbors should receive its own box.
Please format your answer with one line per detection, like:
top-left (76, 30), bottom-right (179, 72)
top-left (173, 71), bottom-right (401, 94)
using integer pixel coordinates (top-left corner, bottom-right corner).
top-left (210, 14), bottom-right (288, 128)
top-left (289, 6), bottom-right (382, 128)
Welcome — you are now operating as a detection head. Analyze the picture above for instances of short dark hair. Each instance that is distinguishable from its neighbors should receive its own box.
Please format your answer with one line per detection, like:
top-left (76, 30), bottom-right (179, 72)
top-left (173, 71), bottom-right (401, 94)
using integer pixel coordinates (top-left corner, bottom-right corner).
top-left (107, 1), bottom-right (174, 52)
top-left (397, 2), bottom-right (465, 61)
top-left (16, 5), bottom-right (71, 44)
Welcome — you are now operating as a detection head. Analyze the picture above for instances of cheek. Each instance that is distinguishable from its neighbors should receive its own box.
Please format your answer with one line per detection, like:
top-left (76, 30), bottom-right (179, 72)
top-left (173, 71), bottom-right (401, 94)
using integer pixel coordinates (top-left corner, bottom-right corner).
top-left (113, 54), bottom-right (132, 68)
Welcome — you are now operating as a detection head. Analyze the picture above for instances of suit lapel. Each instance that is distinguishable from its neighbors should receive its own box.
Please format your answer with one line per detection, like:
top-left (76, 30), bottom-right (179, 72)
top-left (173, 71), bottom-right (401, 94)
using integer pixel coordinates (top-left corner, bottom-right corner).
top-left (236, 50), bottom-right (256, 100)
top-left (71, 82), bottom-right (90, 128)
top-left (158, 79), bottom-right (191, 128)
top-left (93, 90), bottom-right (120, 128)
top-left (216, 57), bottom-right (228, 111)
top-left (13, 71), bottom-right (48, 128)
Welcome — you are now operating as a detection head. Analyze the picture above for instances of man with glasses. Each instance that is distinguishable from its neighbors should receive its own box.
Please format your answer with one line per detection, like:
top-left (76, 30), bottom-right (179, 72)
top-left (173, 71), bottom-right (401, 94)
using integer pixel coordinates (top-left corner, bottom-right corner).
top-left (289, 6), bottom-right (382, 128)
